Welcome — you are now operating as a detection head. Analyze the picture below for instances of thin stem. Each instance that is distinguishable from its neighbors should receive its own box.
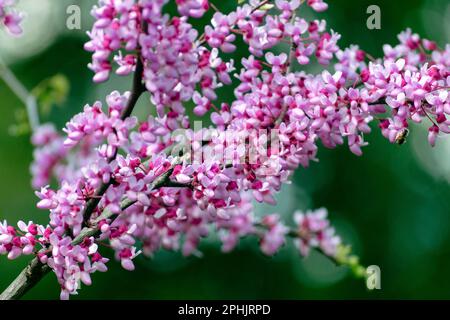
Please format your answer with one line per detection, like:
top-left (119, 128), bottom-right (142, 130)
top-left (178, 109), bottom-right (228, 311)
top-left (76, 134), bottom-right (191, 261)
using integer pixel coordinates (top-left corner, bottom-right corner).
top-left (0, 56), bottom-right (40, 132)
top-left (120, 55), bottom-right (145, 120)
top-left (420, 103), bottom-right (439, 127)
top-left (0, 32), bottom-right (148, 299)
top-left (274, 13), bottom-right (297, 127)
top-left (210, 2), bottom-right (220, 12)
top-left (0, 257), bottom-right (50, 300)
top-left (365, 52), bottom-right (376, 62)
top-left (82, 54), bottom-right (145, 226)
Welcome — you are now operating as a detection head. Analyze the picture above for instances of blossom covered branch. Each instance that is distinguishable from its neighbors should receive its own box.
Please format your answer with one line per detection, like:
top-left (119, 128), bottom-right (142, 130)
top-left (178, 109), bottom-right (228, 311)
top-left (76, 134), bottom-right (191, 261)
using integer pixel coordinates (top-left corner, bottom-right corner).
top-left (0, 0), bottom-right (449, 300)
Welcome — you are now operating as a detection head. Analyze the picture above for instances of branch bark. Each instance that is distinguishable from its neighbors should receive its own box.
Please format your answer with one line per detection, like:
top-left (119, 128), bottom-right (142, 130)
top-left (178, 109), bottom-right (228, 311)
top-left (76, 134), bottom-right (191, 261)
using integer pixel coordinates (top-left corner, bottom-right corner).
top-left (82, 55), bottom-right (145, 226)
top-left (275, 13), bottom-right (296, 127)
top-left (0, 257), bottom-right (50, 300)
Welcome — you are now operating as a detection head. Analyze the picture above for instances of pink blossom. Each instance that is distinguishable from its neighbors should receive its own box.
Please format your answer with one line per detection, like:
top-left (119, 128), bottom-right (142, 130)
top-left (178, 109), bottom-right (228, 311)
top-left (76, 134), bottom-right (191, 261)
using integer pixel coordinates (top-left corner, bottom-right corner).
top-left (176, 0), bottom-right (209, 18)
top-left (294, 208), bottom-right (340, 257)
top-left (259, 214), bottom-right (289, 255)
top-left (0, 0), bottom-right (23, 35)
top-left (307, 0), bottom-right (328, 12)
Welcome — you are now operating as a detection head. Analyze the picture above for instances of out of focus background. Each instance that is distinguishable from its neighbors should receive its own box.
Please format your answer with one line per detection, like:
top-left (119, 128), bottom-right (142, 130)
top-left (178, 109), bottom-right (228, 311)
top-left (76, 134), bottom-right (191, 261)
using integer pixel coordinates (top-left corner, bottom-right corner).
top-left (1, 0), bottom-right (450, 299)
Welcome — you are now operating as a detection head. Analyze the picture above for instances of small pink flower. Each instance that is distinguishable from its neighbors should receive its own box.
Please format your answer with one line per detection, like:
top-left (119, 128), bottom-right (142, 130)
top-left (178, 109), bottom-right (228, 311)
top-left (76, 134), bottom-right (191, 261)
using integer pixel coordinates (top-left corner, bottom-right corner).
top-left (1, 1), bottom-right (23, 36)
top-left (428, 125), bottom-right (439, 147)
top-left (265, 52), bottom-right (288, 73)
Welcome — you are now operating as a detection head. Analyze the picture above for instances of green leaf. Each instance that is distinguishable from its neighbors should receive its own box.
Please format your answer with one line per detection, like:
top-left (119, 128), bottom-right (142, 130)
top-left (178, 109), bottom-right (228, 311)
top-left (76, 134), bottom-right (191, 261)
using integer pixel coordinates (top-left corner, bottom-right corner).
top-left (335, 244), bottom-right (366, 279)
top-left (32, 74), bottom-right (70, 116)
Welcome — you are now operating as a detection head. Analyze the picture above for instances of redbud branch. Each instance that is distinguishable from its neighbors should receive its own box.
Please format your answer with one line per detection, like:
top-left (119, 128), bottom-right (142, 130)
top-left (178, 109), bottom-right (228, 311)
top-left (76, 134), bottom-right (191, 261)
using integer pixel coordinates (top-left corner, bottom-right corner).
top-left (1, 144), bottom-right (349, 299)
top-left (274, 14), bottom-right (297, 127)
top-left (120, 54), bottom-right (146, 120)
top-left (0, 156), bottom-right (186, 300)
top-left (0, 56), bottom-right (40, 132)
top-left (420, 103), bottom-right (439, 127)
top-left (82, 53), bottom-right (145, 225)
top-left (0, 256), bottom-right (50, 300)
top-left (80, 21), bottom-right (148, 224)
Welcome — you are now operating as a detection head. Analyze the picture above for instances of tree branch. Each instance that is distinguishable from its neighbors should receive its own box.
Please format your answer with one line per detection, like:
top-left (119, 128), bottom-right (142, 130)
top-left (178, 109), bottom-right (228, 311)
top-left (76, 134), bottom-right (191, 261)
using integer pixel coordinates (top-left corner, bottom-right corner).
top-left (0, 257), bottom-right (50, 300)
top-left (275, 13), bottom-right (296, 127)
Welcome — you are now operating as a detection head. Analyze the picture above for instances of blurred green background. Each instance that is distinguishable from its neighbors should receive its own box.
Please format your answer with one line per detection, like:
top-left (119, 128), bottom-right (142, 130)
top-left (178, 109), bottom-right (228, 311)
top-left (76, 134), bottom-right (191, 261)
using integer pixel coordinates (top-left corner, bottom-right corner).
top-left (0, 0), bottom-right (450, 299)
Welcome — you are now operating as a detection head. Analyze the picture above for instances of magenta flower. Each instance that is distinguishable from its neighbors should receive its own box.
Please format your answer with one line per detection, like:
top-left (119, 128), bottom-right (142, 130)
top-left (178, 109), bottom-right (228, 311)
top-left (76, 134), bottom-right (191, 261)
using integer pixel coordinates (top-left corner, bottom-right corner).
top-left (0, 0), bottom-right (23, 35)
top-left (294, 208), bottom-right (340, 257)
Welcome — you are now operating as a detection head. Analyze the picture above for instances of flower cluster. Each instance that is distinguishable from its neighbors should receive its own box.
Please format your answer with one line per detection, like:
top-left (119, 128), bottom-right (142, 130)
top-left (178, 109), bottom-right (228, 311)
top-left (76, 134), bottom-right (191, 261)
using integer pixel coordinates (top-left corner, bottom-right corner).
top-left (30, 124), bottom-right (67, 189)
top-left (0, 218), bottom-right (110, 299)
top-left (374, 29), bottom-right (450, 146)
top-left (63, 91), bottom-right (137, 152)
top-left (1, 0), bottom-right (449, 300)
top-left (0, 0), bottom-right (22, 35)
top-left (294, 208), bottom-right (340, 257)
top-left (0, 220), bottom-right (41, 259)
top-left (43, 235), bottom-right (109, 300)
